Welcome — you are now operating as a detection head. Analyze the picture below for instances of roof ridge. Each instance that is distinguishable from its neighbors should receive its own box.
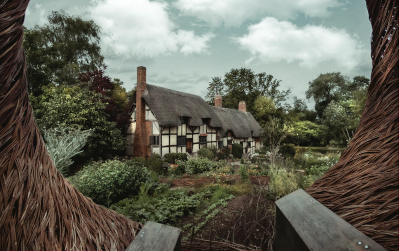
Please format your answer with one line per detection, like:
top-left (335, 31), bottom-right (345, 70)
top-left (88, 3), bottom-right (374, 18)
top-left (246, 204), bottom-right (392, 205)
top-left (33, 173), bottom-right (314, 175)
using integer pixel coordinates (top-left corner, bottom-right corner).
top-left (146, 84), bottom-right (202, 99)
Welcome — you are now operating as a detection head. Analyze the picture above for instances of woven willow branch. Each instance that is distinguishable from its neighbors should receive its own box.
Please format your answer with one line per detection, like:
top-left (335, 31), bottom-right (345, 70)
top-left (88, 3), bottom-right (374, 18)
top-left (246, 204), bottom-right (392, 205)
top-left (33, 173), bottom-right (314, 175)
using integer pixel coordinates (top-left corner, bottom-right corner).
top-left (307, 1), bottom-right (399, 250)
top-left (0, 1), bottom-right (141, 250)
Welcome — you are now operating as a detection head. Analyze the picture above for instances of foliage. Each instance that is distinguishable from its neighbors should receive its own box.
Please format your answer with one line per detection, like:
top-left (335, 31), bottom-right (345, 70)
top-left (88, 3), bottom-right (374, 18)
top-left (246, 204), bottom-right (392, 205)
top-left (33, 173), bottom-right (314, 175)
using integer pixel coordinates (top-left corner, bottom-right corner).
top-left (293, 151), bottom-right (340, 178)
top-left (197, 147), bottom-right (214, 160)
top-left (239, 165), bottom-right (249, 182)
top-left (268, 166), bottom-right (299, 200)
top-left (232, 144), bottom-right (243, 158)
top-left (175, 157), bottom-right (218, 175)
top-left (279, 144), bottom-right (296, 158)
top-left (78, 70), bottom-right (130, 129)
top-left (69, 158), bottom-right (151, 206)
top-left (23, 11), bottom-right (104, 96)
top-left (42, 125), bottom-right (91, 176)
top-left (262, 117), bottom-right (292, 165)
top-left (216, 146), bottom-right (231, 160)
top-left (30, 83), bottom-right (125, 159)
top-left (146, 153), bottom-right (164, 174)
top-left (205, 68), bottom-right (291, 114)
top-left (164, 153), bottom-right (188, 164)
top-left (253, 96), bottom-right (277, 128)
top-left (288, 121), bottom-right (325, 146)
top-left (111, 186), bottom-right (215, 225)
top-left (306, 72), bottom-right (369, 120)
top-left (322, 100), bottom-right (359, 145)
top-left (131, 157), bottom-right (146, 167)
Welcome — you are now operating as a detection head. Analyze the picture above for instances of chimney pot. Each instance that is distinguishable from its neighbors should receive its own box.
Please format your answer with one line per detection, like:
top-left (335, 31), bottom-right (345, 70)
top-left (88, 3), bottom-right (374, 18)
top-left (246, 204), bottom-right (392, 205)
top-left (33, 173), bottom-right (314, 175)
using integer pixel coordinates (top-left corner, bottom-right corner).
top-left (239, 101), bottom-right (246, 112)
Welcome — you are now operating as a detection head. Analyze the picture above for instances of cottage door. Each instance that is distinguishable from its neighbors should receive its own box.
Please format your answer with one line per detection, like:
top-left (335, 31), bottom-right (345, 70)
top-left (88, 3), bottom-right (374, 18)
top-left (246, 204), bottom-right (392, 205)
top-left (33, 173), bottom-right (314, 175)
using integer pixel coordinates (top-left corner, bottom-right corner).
top-left (186, 138), bottom-right (193, 153)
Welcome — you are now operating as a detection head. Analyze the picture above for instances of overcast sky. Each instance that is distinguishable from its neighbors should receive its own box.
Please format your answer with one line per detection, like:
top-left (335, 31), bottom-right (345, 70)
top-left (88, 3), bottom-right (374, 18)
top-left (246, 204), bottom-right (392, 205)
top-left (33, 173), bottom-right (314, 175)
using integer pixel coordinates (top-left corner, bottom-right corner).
top-left (24, 0), bottom-right (372, 108)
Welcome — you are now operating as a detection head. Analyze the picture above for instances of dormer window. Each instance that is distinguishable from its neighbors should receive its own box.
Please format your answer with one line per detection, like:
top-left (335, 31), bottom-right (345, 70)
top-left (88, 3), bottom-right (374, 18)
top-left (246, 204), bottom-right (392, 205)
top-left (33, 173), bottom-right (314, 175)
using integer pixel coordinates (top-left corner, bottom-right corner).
top-left (180, 117), bottom-right (186, 124)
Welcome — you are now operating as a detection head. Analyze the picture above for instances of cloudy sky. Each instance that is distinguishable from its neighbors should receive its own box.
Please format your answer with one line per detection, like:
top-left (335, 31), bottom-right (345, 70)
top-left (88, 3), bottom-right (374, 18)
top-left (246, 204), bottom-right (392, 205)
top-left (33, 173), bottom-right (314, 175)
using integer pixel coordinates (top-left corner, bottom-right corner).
top-left (24, 0), bottom-right (372, 107)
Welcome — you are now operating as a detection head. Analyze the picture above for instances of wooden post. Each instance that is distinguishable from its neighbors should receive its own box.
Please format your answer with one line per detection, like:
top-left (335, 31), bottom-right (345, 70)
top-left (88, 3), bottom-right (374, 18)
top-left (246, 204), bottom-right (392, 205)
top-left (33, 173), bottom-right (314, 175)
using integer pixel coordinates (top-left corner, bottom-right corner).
top-left (275, 189), bottom-right (387, 251)
top-left (125, 221), bottom-right (182, 251)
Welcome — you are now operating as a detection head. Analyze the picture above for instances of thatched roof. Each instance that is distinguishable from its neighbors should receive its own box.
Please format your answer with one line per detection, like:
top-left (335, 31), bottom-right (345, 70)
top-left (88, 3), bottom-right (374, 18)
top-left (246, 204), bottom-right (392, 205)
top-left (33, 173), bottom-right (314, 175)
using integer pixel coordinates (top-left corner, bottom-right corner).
top-left (142, 84), bottom-right (223, 127)
top-left (129, 84), bottom-right (263, 138)
top-left (211, 106), bottom-right (263, 138)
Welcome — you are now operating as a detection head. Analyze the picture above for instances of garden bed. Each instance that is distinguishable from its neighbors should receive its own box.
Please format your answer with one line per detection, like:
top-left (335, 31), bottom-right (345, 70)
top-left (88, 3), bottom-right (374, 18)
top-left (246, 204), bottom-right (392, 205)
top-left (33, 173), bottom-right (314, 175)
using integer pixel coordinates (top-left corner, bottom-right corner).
top-left (159, 175), bottom-right (270, 188)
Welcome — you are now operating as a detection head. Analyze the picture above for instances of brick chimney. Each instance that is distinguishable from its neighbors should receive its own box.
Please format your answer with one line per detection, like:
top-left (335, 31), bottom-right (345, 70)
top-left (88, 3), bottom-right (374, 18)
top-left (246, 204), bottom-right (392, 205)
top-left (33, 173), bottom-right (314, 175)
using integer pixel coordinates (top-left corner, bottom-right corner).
top-left (133, 66), bottom-right (149, 157)
top-left (215, 93), bottom-right (222, 107)
top-left (238, 101), bottom-right (246, 112)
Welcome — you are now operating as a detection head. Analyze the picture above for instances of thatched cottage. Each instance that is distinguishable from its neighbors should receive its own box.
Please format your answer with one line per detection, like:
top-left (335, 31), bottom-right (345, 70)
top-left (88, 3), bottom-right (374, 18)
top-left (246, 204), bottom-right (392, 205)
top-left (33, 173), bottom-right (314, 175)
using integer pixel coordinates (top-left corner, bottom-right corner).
top-left (126, 66), bottom-right (263, 158)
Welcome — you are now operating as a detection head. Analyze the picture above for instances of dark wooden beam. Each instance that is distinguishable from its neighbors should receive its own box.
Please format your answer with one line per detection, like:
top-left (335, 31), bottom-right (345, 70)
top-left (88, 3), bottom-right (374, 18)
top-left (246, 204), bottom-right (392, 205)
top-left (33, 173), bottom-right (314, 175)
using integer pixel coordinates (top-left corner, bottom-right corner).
top-left (275, 189), bottom-right (387, 251)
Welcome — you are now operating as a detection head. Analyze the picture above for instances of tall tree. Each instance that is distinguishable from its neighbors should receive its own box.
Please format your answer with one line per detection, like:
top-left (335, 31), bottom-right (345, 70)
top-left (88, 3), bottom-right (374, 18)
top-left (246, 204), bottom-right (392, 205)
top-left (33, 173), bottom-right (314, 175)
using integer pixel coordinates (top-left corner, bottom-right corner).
top-left (205, 68), bottom-right (291, 114)
top-left (306, 73), bottom-right (370, 120)
top-left (23, 10), bottom-right (104, 96)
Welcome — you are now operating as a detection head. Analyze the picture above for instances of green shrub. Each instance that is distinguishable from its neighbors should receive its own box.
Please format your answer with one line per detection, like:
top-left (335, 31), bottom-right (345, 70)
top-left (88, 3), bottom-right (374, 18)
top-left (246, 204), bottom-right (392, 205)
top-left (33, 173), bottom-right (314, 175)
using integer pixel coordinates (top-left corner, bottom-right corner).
top-left (176, 157), bottom-right (217, 175)
top-left (111, 187), bottom-right (213, 225)
top-left (268, 166), bottom-right (299, 199)
top-left (216, 147), bottom-right (231, 160)
top-left (232, 144), bottom-right (243, 159)
top-left (131, 157), bottom-right (146, 166)
top-left (198, 147), bottom-right (214, 160)
top-left (239, 165), bottom-right (249, 182)
top-left (240, 158), bottom-right (245, 164)
top-left (164, 153), bottom-right (188, 164)
top-left (279, 144), bottom-right (296, 158)
top-left (146, 153), bottom-right (163, 174)
top-left (70, 158), bottom-right (151, 206)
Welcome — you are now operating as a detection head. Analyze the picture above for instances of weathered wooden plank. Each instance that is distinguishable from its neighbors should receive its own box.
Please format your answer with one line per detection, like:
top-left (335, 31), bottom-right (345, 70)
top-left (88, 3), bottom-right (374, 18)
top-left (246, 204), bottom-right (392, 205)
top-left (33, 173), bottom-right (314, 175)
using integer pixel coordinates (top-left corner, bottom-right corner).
top-left (126, 221), bottom-right (182, 251)
top-left (275, 189), bottom-right (387, 251)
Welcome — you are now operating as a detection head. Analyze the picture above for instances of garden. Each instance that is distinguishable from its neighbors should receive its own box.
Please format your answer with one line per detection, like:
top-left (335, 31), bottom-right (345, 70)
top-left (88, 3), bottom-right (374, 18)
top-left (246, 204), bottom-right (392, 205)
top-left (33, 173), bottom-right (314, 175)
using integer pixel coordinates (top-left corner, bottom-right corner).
top-left (65, 144), bottom-right (340, 250)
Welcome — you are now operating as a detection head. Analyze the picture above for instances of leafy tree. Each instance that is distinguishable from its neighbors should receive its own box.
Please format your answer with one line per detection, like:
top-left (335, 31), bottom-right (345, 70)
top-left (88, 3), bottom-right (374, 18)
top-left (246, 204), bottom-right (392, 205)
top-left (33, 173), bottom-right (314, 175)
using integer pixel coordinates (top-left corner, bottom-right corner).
top-left (24, 10), bottom-right (104, 96)
top-left (305, 72), bottom-right (347, 119)
top-left (30, 83), bottom-right (125, 159)
top-left (205, 68), bottom-right (291, 114)
top-left (306, 73), bottom-right (370, 120)
top-left (262, 117), bottom-right (292, 165)
top-left (253, 96), bottom-right (277, 128)
top-left (289, 121), bottom-right (324, 146)
top-left (322, 100), bottom-right (359, 145)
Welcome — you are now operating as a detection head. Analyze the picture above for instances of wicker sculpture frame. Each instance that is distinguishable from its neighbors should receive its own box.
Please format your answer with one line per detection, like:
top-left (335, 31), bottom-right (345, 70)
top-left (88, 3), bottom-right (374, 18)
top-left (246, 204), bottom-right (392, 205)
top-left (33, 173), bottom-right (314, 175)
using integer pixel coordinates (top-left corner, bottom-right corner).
top-left (0, 1), bottom-right (141, 250)
top-left (307, 1), bottom-right (398, 250)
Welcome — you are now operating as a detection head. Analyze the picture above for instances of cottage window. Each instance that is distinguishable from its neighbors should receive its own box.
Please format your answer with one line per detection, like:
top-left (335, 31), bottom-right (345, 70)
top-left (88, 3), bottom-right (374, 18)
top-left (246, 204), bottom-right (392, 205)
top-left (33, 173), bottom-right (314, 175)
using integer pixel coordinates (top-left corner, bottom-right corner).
top-left (227, 139), bottom-right (232, 145)
top-left (248, 142), bottom-right (251, 147)
top-left (149, 136), bottom-right (160, 146)
top-left (177, 136), bottom-right (186, 146)
top-left (218, 140), bottom-right (223, 149)
top-left (199, 136), bottom-right (207, 143)
top-left (180, 117), bottom-right (186, 124)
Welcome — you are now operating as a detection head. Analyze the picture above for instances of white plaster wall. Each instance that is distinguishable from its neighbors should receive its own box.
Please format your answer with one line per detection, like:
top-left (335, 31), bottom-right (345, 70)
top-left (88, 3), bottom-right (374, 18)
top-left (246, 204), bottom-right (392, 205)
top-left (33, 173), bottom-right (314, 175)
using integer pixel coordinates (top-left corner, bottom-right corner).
top-left (162, 135), bottom-right (169, 146)
top-left (182, 125), bottom-right (186, 135)
top-left (152, 147), bottom-right (160, 155)
top-left (170, 135), bottom-right (177, 145)
top-left (193, 144), bottom-right (199, 152)
top-left (187, 134), bottom-right (192, 138)
top-left (193, 134), bottom-right (199, 143)
top-left (162, 147), bottom-right (169, 155)
top-left (170, 126), bottom-right (177, 134)
top-left (126, 122), bottom-right (136, 134)
top-left (170, 147), bottom-right (177, 153)
top-left (153, 122), bottom-right (159, 135)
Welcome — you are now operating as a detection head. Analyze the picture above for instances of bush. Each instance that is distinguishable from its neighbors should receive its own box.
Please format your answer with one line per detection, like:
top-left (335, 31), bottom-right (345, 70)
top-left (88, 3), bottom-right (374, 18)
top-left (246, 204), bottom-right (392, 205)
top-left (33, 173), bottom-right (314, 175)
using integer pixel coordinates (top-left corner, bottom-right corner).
top-left (268, 166), bottom-right (299, 199)
top-left (131, 157), bottom-right (146, 166)
top-left (176, 157), bottom-right (217, 175)
top-left (146, 153), bottom-right (163, 174)
top-left (232, 144), bottom-right (243, 159)
top-left (239, 165), bottom-right (249, 182)
top-left (164, 153), bottom-right (188, 164)
top-left (216, 147), bottom-right (231, 160)
top-left (70, 158), bottom-right (151, 206)
top-left (42, 125), bottom-right (92, 176)
top-left (198, 147), bottom-right (214, 160)
top-left (279, 144), bottom-right (296, 158)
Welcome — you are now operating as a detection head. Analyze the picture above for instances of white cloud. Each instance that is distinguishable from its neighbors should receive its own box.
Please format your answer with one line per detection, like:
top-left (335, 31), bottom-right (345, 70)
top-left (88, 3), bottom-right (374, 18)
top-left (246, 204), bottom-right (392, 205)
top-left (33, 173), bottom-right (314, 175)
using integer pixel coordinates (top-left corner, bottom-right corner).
top-left (173, 0), bottom-right (341, 27)
top-left (235, 17), bottom-right (364, 69)
top-left (89, 0), bottom-right (214, 58)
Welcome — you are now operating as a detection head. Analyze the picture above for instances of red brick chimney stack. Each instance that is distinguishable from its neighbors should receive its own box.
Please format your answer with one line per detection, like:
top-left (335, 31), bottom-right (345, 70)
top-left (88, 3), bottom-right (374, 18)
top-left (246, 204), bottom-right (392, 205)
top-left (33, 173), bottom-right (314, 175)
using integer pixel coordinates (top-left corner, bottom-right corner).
top-left (133, 66), bottom-right (149, 157)
top-left (215, 93), bottom-right (222, 107)
top-left (239, 101), bottom-right (246, 112)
